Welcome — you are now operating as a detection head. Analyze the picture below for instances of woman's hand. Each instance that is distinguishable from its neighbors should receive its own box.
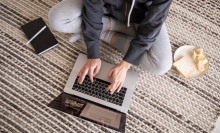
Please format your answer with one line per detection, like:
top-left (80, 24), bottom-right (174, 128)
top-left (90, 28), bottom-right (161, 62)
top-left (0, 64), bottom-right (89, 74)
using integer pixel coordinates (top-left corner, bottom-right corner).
top-left (106, 60), bottom-right (131, 94)
top-left (77, 59), bottom-right (101, 84)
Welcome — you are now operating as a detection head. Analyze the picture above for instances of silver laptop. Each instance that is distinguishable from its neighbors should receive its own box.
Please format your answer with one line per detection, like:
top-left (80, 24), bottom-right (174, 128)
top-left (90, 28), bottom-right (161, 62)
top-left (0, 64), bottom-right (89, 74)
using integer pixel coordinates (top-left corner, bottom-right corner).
top-left (64, 53), bottom-right (139, 113)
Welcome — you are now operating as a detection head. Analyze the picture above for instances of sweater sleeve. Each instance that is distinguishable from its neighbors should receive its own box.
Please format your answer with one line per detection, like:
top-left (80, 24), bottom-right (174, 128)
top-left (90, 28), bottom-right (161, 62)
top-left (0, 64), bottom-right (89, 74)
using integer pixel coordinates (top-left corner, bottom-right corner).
top-left (82, 0), bottom-right (105, 59)
top-left (123, 0), bottom-right (173, 65)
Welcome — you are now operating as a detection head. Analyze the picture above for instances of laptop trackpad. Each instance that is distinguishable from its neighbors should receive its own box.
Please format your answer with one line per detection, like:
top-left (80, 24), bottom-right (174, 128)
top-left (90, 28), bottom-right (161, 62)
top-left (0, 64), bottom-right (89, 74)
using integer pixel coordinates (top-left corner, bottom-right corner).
top-left (80, 103), bottom-right (121, 129)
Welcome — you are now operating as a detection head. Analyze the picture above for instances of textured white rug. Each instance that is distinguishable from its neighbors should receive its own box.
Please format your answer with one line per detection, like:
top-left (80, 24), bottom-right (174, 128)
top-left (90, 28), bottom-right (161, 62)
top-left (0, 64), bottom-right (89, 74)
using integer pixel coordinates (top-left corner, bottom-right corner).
top-left (1, 0), bottom-right (220, 132)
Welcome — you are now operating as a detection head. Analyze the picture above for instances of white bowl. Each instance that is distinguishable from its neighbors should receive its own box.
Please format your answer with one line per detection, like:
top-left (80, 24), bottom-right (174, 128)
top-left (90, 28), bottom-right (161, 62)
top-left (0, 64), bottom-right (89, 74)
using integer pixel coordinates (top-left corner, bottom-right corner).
top-left (174, 45), bottom-right (209, 78)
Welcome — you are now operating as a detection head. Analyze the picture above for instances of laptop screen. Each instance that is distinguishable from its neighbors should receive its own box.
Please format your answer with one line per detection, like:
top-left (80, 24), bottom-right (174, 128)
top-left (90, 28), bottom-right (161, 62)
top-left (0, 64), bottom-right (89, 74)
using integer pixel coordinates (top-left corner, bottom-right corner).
top-left (48, 92), bottom-right (126, 132)
top-left (80, 103), bottom-right (121, 129)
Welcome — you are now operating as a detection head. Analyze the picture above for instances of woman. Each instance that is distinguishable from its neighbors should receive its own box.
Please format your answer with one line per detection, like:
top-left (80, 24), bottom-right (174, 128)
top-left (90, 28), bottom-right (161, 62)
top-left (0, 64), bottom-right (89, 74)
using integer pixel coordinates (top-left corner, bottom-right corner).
top-left (48, 0), bottom-right (173, 94)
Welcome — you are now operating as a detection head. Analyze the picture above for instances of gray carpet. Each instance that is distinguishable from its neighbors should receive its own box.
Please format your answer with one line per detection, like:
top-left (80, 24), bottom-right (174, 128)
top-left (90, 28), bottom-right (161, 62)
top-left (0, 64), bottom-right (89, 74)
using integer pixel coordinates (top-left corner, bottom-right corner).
top-left (0, 0), bottom-right (220, 132)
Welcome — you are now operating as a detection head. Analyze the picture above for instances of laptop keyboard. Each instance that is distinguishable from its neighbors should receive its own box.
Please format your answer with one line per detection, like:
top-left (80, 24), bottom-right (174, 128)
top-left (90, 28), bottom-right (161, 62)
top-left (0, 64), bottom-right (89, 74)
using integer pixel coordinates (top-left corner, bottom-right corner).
top-left (72, 75), bottom-right (127, 106)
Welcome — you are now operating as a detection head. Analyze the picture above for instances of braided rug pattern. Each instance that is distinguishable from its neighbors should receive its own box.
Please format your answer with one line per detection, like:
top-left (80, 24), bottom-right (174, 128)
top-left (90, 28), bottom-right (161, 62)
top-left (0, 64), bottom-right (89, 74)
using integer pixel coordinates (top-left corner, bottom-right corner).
top-left (0, 0), bottom-right (219, 132)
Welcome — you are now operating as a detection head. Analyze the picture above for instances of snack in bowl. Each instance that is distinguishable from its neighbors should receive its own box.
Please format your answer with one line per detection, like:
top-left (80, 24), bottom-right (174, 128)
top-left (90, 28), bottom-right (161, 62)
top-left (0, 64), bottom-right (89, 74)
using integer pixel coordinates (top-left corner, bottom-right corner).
top-left (192, 48), bottom-right (208, 72)
top-left (195, 48), bottom-right (203, 56)
top-left (192, 51), bottom-right (197, 59)
top-left (173, 56), bottom-right (196, 78)
top-left (202, 58), bottom-right (208, 64)
top-left (197, 60), bottom-right (205, 72)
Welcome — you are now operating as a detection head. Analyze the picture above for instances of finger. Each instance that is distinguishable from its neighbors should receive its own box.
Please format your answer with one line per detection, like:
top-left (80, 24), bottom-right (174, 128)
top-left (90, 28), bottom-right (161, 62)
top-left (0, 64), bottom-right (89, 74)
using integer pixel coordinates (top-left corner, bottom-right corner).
top-left (106, 84), bottom-right (112, 91)
top-left (110, 81), bottom-right (118, 91)
top-left (93, 65), bottom-right (101, 76)
top-left (106, 80), bottom-right (116, 91)
top-left (108, 72), bottom-right (118, 92)
top-left (117, 82), bottom-right (123, 92)
top-left (77, 67), bottom-right (84, 77)
top-left (110, 81), bottom-right (120, 94)
top-left (89, 68), bottom-right (94, 83)
top-left (108, 69), bottom-right (114, 80)
top-left (79, 68), bottom-right (88, 84)
top-left (109, 81), bottom-right (117, 94)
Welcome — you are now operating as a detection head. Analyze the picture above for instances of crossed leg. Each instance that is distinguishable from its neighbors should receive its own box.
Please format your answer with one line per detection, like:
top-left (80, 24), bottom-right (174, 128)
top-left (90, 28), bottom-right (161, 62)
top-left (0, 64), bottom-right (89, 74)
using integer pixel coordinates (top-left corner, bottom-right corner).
top-left (48, 0), bottom-right (172, 75)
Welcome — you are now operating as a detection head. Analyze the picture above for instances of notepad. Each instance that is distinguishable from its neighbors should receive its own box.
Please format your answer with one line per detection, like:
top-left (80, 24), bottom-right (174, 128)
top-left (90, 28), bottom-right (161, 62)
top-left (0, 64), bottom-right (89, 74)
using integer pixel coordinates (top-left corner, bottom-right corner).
top-left (21, 17), bottom-right (58, 55)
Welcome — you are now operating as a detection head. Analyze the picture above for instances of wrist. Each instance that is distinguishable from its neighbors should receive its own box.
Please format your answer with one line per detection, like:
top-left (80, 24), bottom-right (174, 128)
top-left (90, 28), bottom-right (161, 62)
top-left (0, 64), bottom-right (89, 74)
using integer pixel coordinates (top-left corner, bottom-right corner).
top-left (120, 60), bottom-right (131, 69)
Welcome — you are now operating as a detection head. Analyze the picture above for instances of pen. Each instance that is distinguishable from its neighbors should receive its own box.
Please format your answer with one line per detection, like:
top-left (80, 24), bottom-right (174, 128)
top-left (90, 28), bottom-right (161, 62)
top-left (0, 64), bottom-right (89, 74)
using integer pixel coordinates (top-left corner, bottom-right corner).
top-left (26, 25), bottom-right (47, 45)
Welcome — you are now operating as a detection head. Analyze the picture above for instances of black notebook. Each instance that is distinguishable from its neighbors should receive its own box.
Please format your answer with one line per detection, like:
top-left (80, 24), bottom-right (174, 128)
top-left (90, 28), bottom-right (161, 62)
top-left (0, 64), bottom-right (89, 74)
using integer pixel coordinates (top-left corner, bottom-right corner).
top-left (21, 17), bottom-right (58, 55)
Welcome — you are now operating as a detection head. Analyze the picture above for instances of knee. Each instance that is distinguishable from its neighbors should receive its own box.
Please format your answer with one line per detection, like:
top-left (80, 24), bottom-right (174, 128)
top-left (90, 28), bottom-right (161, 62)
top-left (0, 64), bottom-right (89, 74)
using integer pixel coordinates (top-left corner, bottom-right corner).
top-left (48, 4), bottom-right (64, 31)
top-left (140, 24), bottom-right (172, 75)
top-left (48, 0), bottom-right (83, 33)
top-left (140, 53), bottom-right (173, 75)
top-left (150, 58), bottom-right (173, 75)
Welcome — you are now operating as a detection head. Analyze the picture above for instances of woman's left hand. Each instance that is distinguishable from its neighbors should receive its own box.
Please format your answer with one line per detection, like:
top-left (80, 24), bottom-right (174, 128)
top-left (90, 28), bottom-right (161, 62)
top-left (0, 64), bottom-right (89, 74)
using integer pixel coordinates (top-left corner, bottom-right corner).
top-left (106, 60), bottom-right (131, 94)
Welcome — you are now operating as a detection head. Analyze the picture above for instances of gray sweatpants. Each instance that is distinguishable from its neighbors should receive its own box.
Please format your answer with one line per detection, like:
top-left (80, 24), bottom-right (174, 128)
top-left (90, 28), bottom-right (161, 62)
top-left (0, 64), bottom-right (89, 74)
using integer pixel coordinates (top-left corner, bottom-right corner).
top-left (48, 0), bottom-right (172, 75)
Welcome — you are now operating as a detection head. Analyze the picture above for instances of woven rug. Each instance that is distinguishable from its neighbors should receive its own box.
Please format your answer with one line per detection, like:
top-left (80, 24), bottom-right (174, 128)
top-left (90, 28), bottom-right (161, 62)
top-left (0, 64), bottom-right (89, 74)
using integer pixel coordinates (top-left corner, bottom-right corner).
top-left (1, 0), bottom-right (219, 132)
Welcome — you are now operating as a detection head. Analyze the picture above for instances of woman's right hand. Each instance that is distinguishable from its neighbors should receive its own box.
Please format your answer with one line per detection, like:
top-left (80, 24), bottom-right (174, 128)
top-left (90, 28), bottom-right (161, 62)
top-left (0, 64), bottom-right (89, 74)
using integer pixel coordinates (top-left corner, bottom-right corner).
top-left (77, 59), bottom-right (101, 84)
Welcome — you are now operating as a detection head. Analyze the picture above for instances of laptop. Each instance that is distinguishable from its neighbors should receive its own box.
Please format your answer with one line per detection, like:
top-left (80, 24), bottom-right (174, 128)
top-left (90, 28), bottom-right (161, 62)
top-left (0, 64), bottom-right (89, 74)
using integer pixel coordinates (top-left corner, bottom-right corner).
top-left (48, 53), bottom-right (139, 132)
